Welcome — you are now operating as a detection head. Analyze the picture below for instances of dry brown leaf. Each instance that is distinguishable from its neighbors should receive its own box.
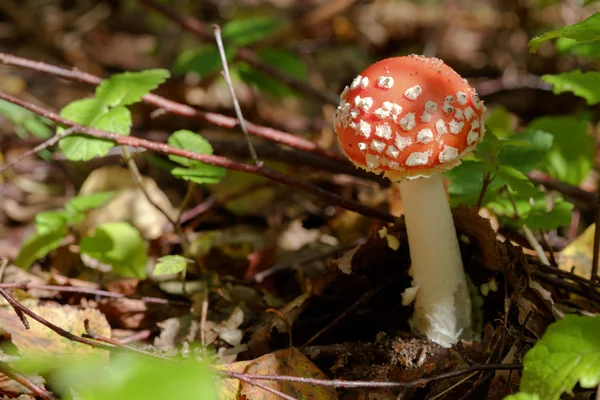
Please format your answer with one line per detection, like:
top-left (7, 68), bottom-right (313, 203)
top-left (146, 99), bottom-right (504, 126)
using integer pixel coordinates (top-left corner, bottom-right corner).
top-left (0, 303), bottom-right (110, 362)
top-left (218, 347), bottom-right (338, 400)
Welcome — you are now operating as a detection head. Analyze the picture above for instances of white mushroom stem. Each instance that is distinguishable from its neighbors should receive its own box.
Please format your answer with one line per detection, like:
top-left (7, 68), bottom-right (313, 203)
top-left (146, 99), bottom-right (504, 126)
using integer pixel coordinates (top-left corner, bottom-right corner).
top-left (399, 174), bottom-right (472, 348)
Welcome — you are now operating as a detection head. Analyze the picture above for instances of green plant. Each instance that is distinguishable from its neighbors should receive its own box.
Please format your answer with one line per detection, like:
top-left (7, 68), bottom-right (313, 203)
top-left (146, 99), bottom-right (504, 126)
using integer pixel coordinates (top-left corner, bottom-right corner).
top-left (173, 16), bottom-right (308, 97)
top-left (502, 13), bottom-right (600, 399)
top-left (506, 315), bottom-right (600, 400)
top-left (15, 69), bottom-right (225, 276)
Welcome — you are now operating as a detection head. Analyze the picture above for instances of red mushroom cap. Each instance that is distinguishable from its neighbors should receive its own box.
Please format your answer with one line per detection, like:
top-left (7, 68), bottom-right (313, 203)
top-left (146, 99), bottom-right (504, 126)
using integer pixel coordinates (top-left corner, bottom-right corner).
top-left (333, 55), bottom-right (486, 180)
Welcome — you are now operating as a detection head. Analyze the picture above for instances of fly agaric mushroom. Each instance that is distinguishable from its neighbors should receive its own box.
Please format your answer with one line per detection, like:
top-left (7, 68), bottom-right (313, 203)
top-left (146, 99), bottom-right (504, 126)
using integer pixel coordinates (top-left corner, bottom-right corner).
top-left (333, 55), bottom-right (486, 347)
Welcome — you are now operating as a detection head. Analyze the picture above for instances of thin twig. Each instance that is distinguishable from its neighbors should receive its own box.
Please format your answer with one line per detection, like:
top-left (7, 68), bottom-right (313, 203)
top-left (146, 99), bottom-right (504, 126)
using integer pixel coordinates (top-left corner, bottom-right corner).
top-left (121, 146), bottom-right (190, 252)
top-left (222, 363), bottom-right (522, 389)
top-left (476, 172), bottom-right (495, 209)
top-left (0, 127), bottom-right (76, 174)
top-left (505, 187), bottom-right (550, 265)
top-left (224, 371), bottom-right (299, 400)
top-left (0, 52), bottom-right (346, 163)
top-left (0, 282), bottom-right (191, 306)
top-left (0, 91), bottom-right (395, 222)
top-left (137, 0), bottom-right (338, 105)
top-left (213, 24), bottom-right (261, 167)
top-left (0, 361), bottom-right (59, 400)
top-left (82, 320), bottom-right (172, 360)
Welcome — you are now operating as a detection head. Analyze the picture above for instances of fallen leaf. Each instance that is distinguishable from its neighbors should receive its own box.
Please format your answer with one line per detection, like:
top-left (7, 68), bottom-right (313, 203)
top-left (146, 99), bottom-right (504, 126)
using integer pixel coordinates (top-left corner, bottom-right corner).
top-left (0, 303), bottom-right (110, 362)
top-left (218, 347), bottom-right (338, 400)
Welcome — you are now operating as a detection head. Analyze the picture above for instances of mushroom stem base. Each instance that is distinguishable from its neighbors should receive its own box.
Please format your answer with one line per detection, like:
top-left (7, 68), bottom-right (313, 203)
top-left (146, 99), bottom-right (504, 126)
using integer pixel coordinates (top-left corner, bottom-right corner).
top-left (399, 174), bottom-right (472, 348)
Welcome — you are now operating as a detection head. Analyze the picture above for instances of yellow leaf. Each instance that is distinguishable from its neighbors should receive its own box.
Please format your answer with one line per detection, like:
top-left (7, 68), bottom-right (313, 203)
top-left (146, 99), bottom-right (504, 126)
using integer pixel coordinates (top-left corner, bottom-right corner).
top-left (558, 223), bottom-right (595, 278)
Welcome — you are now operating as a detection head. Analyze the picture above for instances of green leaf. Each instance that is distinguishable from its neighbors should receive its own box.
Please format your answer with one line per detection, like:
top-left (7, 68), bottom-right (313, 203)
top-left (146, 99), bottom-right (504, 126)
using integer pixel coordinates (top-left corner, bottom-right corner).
top-left (53, 352), bottom-right (218, 400)
top-left (173, 45), bottom-right (232, 77)
top-left (236, 49), bottom-right (308, 98)
top-left (168, 130), bottom-right (215, 166)
top-left (529, 12), bottom-right (600, 52)
top-left (503, 394), bottom-right (540, 400)
top-left (57, 98), bottom-right (115, 161)
top-left (95, 69), bottom-right (170, 107)
top-left (171, 167), bottom-right (226, 184)
top-left (80, 222), bottom-right (147, 278)
top-left (167, 130), bottom-right (226, 184)
top-left (59, 104), bottom-right (131, 161)
top-left (529, 116), bottom-right (593, 185)
top-left (65, 192), bottom-right (116, 214)
top-left (521, 196), bottom-right (573, 231)
top-left (497, 129), bottom-right (553, 173)
top-left (556, 37), bottom-right (600, 59)
top-left (520, 314), bottom-right (600, 400)
top-left (15, 227), bottom-right (68, 269)
top-left (93, 106), bottom-right (132, 135)
top-left (256, 49), bottom-right (308, 82)
top-left (485, 106), bottom-right (513, 138)
top-left (542, 70), bottom-right (600, 105)
top-left (222, 17), bottom-right (282, 46)
top-left (495, 165), bottom-right (536, 199)
top-left (35, 211), bottom-right (69, 235)
top-left (154, 255), bottom-right (192, 276)
top-left (0, 99), bottom-right (53, 139)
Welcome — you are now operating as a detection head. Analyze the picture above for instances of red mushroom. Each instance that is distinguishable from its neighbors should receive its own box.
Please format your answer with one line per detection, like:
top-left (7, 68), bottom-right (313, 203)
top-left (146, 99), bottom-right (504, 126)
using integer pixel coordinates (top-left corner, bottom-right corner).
top-left (333, 55), bottom-right (486, 347)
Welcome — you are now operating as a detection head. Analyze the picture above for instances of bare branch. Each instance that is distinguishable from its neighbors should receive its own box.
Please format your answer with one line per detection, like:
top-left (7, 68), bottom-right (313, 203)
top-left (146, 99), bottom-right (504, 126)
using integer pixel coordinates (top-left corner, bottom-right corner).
top-left (0, 52), bottom-right (346, 164)
top-left (0, 91), bottom-right (395, 222)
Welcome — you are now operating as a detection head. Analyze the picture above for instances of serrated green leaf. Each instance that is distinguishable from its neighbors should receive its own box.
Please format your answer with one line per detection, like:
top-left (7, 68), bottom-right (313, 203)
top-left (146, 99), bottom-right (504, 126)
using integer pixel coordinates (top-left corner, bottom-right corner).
top-left (168, 130), bottom-right (214, 166)
top-left (80, 222), bottom-right (147, 278)
top-left (59, 104), bottom-right (131, 161)
top-left (15, 227), bottom-right (68, 269)
top-left (35, 211), bottom-right (69, 235)
top-left (529, 116), bottom-right (593, 185)
top-left (520, 314), bottom-right (600, 400)
top-left (96, 69), bottom-right (170, 107)
top-left (57, 98), bottom-right (115, 161)
top-left (65, 192), bottom-right (115, 214)
top-left (167, 130), bottom-right (226, 184)
top-left (154, 255), bottom-right (192, 276)
top-left (93, 106), bottom-right (132, 135)
top-left (497, 129), bottom-right (553, 173)
top-left (503, 393), bottom-right (540, 400)
top-left (58, 98), bottom-right (107, 125)
top-left (542, 70), bottom-right (600, 105)
top-left (173, 45), bottom-right (232, 77)
top-left (529, 13), bottom-right (600, 52)
top-left (222, 17), bottom-right (282, 46)
top-left (522, 196), bottom-right (574, 231)
top-left (495, 165), bottom-right (536, 199)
